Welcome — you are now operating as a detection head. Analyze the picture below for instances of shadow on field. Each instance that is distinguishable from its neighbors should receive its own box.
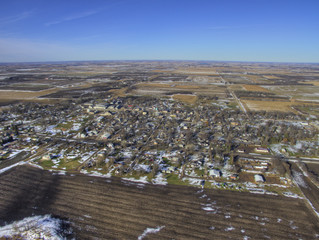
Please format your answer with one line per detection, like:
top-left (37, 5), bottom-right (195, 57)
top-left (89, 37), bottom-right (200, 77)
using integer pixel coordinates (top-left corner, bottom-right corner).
top-left (0, 166), bottom-right (61, 225)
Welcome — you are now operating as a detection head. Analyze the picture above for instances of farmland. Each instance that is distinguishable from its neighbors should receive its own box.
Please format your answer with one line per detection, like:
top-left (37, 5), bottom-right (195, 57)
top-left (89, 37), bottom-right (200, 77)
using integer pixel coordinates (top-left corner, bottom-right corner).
top-left (0, 165), bottom-right (318, 239)
top-left (241, 100), bottom-right (317, 112)
top-left (0, 61), bottom-right (319, 239)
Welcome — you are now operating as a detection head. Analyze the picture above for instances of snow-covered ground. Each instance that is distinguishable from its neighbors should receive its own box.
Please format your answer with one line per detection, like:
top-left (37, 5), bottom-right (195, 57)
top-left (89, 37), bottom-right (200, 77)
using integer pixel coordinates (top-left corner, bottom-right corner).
top-left (0, 215), bottom-right (73, 240)
top-left (122, 176), bottom-right (148, 184)
top-left (0, 161), bottom-right (26, 175)
top-left (292, 170), bottom-right (308, 188)
top-left (152, 173), bottom-right (168, 185)
top-left (183, 177), bottom-right (202, 186)
top-left (80, 169), bottom-right (112, 178)
top-left (138, 226), bottom-right (165, 240)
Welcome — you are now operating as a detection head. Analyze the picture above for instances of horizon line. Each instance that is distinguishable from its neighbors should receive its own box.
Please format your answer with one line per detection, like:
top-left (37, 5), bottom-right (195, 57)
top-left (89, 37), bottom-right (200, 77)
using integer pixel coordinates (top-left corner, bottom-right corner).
top-left (1, 59), bottom-right (319, 65)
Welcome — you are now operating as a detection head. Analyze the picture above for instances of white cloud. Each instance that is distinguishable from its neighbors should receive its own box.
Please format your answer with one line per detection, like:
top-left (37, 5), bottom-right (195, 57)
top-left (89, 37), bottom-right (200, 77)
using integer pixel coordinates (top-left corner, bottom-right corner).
top-left (207, 24), bottom-right (266, 30)
top-left (0, 11), bottom-right (34, 26)
top-left (45, 10), bottom-right (99, 26)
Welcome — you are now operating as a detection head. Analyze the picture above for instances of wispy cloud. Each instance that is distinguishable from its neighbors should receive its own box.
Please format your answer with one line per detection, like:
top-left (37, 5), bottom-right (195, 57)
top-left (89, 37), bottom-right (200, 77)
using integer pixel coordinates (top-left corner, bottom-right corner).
top-left (45, 10), bottom-right (99, 26)
top-left (0, 11), bottom-right (33, 26)
top-left (207, 24), bottom-right (266, 30)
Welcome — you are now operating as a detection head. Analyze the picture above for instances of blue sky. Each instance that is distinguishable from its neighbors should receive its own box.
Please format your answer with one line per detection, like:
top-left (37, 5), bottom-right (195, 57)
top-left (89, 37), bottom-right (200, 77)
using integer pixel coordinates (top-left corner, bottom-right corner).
top-left (0, 0), bottom-right (319, 63)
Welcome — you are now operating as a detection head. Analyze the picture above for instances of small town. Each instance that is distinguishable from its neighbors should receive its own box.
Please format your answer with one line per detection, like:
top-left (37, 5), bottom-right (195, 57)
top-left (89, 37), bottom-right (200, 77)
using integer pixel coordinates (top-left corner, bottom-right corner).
top-left (1, 92), bottom-right (318, 199)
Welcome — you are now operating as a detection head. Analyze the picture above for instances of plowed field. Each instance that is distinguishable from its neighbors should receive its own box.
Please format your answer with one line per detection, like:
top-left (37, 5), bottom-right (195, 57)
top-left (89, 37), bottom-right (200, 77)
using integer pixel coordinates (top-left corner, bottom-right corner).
top-left (0, 166), bottom-right (318, 239)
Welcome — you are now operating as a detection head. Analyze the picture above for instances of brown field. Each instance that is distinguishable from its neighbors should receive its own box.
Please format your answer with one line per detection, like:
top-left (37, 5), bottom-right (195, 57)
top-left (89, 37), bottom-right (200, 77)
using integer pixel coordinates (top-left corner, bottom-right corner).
top-left (151, 70), bottom-right (173, 73)
top-left (174, 68), bottom-right (219, 75)
top-left (305, 163), bottom-right (319, 176)
top-left (137, 83), bottom-right (172, 88)
top-left (176, 85), bottom-right (201, 89)
top-left (172, 94), bottom-right (198, 104)
top-left (0, 165), bottom-right (318, 239)
top-left (242, 100), bottom-right (318, 112)
top-left (243, 75), bottom-right (271, 84)
top-left (243, 85), bottom-right (270, 92)
top-left (0, 88), bottom-right (58, 100)
top-left (263, 75), bottom-right (281, 79)
top-left (109, 87), bottom-right (128, 97)
top-left (133, 82), bottom-right (227, 98)
top-left (228, 84), bottom-right (245, 91)
top-left (263, 85), bottom-right (319, 102)
top-left (0, 82), bottom-right (96, 101)
top-left (137, 83), bottom-right (201, 89)
top-left (305, 81), bottom-right (319, 86)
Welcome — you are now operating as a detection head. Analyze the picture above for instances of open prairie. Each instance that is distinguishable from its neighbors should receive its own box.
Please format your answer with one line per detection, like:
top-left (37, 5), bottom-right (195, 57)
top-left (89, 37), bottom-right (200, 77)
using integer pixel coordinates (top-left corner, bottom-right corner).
top-left (0, 165), bottom-right (318, 240)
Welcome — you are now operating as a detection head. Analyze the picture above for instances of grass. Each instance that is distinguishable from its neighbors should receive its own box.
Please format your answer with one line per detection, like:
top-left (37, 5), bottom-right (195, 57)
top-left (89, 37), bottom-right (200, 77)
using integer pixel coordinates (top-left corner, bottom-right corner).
top-left (166, 174), bottom-right (189, 186)
top-left (56, 122), bottom-right (73, 130)
top-left (38, 160), bottom-right (54, 169)
top-left (226, 101), bottom-right (239, 109)
top-left (58, 158), bottom-right (81, 170)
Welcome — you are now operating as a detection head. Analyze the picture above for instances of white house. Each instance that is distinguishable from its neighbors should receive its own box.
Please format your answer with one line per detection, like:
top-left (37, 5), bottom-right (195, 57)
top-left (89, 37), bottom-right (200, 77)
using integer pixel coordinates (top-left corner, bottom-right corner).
top-left (209, 169), bottom-right (221, 178)
top-left (254, 174), bottom-right (265, 183)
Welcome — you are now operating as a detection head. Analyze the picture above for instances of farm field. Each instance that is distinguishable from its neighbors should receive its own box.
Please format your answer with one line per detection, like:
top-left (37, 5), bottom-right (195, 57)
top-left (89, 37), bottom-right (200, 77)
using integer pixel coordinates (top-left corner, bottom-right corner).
top-left (0, 88), bottom-right (58, 100)
top-left (243, 84), bottom-right (270, 92)
top-left (172, 94), bottom-right (198, 104)
top-left (263, 85), bottom-right (319, 102)
top-left (0, 165), bottom-right (318, 239)
top-left (131, 82), bottom-right (227, 98)
top-left (241, 99), bottom-right (319, 112)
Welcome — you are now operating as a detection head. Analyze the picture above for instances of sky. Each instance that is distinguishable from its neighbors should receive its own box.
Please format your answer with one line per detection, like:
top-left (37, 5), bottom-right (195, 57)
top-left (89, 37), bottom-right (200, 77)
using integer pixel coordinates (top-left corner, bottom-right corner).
top-left (0, 0), bottom-right (319, 63)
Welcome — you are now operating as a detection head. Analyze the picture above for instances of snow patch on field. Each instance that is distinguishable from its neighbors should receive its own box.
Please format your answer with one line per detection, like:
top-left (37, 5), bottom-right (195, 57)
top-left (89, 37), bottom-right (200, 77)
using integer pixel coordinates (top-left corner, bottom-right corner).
top-left (183, 177), bottom-right (202, 186)
top-left (292, 170), bottom-right (308, 188)
top-left (138, 226), bottom-right (165, 240)
top-left (123, 176), bottom-right (148, 184)
top-left (0, 161), bottom-right (26, 175)
top-left (152, 173), bottom-right (167, 185)
top-left (7, 149), bottom-right (24, 159)
top-left (26, 162), bottom-right (44, 170)
top-left (225, 226), bottom-right (235, 231)
top-left (202, 202), bottom-right (219, 214)
top-left (282, 192), bottom-right (303, 199)
top-left (0, 215), bottom-right (72, 240)
top-left (80, 169), bottom-right (112, 178)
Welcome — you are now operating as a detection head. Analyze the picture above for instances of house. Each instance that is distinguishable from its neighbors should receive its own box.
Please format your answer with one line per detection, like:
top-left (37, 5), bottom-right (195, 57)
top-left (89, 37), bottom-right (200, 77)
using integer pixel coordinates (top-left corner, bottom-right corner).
top-left (42, 155), bottom-right (50, 161)
top-left (254, 174), bottom-right (265, 183)
top-left (255, 147), bottom-right (269, 154)
top-left (230, 174), bottom-right (238, 180)
top-left (209, 169), bottom-right (221, 178)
